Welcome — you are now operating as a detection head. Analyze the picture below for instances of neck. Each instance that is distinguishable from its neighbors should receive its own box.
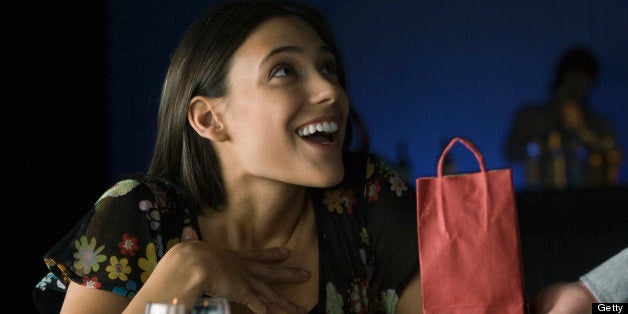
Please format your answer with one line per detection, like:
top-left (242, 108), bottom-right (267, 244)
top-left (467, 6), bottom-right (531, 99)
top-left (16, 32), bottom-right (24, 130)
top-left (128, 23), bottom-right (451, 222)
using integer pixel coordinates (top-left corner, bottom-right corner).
top-left (200, 177), bottom-right (312, 250)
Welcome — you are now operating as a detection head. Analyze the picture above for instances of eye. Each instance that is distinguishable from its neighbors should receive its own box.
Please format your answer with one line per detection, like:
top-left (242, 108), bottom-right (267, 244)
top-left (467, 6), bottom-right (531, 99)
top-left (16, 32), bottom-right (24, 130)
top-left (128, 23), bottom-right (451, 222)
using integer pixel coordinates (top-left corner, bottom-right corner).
top-left (270, 62), bottom-right (297, 78)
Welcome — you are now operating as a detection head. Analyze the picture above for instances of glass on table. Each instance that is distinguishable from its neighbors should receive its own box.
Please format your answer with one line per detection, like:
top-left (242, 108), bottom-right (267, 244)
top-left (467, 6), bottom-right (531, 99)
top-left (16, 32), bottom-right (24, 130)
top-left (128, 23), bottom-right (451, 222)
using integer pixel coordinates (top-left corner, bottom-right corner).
top-left (144, 298), bottom-right (186, 314)
top-left (191, 297), bottom-right (230, 314)
top-left (144, 297), bottom-right (230, 314)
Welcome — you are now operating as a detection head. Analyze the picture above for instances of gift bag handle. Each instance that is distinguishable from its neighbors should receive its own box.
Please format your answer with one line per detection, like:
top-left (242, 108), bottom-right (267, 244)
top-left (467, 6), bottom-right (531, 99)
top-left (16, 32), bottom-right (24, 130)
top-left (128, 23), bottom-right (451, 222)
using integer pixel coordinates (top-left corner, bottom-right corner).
top-left (437, 137), bottom-right (486, 177)
top-left (435, 137), bottom-right (490, 231)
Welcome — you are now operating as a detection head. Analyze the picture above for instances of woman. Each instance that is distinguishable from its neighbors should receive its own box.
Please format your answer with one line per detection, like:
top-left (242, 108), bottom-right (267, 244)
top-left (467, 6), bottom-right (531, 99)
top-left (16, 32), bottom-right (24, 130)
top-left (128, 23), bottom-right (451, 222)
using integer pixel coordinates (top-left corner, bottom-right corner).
top-left (33, 0), bottom-right (421, 313)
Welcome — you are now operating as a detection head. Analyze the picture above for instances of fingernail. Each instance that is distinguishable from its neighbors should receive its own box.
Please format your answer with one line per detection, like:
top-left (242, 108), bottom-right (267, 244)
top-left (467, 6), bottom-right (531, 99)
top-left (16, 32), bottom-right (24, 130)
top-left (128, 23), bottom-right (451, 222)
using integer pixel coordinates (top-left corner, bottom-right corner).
top-left (299, 270), bottom-right (310, 277)
top-left (278, 247), bottom-right (290, 255)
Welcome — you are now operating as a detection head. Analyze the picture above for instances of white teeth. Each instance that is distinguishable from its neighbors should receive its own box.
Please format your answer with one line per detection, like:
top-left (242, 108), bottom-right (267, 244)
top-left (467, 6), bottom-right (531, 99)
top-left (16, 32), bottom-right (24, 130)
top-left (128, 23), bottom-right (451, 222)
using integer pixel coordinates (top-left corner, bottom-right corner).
top-left (322, 121), bottom-right (330, 132)
top-left (297, 121), bottom-right (338, 137)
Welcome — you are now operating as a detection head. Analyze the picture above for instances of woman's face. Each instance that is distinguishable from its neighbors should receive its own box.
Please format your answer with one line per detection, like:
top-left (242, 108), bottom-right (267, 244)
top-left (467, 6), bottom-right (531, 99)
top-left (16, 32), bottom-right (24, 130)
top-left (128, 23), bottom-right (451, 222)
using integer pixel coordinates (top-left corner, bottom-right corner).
top-left (217, 16), bottom-right (349, 187)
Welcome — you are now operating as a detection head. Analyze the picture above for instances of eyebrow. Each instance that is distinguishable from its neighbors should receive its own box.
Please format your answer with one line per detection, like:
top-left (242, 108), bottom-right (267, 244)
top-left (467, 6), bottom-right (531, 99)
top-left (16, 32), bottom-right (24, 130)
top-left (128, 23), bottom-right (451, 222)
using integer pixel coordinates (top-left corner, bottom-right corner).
top-left (260, 45), bottom-right (334, 66)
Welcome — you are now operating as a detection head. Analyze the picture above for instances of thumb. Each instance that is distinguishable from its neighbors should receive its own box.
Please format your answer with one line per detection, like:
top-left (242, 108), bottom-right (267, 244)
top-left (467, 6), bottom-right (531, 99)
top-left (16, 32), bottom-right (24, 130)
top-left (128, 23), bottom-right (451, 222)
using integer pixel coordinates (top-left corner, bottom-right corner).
top-left (181, 226), bottom-right (199, 242)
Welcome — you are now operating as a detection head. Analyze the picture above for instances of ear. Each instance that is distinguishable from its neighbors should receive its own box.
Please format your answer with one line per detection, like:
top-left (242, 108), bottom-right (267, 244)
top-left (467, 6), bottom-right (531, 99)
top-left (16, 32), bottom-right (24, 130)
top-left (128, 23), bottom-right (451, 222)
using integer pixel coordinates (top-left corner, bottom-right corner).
top-left (188, 96), bottom-right (228, 142)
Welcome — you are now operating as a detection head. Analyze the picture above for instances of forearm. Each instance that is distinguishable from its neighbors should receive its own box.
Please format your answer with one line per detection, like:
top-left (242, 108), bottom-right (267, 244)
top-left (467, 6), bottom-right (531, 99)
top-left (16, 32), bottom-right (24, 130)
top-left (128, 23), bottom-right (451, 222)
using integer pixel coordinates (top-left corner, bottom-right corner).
top-left (122, 276), bottom-right (204, 314)
top-left (122, 245), bottom-right (209, 313)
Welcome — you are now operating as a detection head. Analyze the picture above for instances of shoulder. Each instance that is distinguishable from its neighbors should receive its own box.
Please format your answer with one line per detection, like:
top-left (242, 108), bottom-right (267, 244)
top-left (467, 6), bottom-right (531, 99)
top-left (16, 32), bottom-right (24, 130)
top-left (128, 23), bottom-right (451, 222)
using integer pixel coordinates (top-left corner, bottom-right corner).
top-left (92, 177), bottom-right (194, 243)
top-left (94, 177), bottom-right (186, 214)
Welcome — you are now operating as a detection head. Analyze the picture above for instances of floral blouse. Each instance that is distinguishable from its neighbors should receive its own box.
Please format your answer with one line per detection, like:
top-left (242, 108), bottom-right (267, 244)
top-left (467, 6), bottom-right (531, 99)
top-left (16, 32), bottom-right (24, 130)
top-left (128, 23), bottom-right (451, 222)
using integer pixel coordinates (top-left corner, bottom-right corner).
top-left (33, 151), bottom-right (419, 313)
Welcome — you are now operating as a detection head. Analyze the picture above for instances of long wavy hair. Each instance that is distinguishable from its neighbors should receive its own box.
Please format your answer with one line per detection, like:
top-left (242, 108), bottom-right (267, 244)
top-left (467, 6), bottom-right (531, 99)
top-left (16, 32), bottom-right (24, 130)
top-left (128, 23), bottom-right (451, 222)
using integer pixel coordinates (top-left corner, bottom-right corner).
top-left (147, 0), bottom-right (368, 214)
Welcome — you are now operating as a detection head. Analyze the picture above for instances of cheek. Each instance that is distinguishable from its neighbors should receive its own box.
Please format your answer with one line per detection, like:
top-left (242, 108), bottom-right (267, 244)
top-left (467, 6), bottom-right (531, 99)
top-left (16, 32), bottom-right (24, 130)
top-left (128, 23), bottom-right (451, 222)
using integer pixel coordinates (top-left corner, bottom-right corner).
top-left (228, 103), bottom-right (293, 148)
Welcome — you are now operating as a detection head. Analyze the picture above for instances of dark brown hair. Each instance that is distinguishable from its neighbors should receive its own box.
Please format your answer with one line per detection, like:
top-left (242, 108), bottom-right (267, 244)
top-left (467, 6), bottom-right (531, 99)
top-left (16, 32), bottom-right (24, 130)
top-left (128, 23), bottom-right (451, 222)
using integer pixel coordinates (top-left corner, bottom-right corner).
top-left (147, 0), bottom-right (368, 214)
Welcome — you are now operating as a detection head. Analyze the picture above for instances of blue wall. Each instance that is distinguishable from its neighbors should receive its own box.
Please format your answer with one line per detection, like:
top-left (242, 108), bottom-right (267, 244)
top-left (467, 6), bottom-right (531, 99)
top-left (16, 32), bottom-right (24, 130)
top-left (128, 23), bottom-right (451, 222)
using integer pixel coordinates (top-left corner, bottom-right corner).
top-left (106, 0), bottom-right (628, 190)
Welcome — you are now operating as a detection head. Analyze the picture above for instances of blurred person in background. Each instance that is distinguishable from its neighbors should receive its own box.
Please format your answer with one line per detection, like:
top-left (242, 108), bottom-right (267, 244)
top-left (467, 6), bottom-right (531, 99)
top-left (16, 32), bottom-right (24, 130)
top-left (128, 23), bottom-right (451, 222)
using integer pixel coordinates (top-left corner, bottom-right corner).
top-left (504, 46), bottom-right (621, 190)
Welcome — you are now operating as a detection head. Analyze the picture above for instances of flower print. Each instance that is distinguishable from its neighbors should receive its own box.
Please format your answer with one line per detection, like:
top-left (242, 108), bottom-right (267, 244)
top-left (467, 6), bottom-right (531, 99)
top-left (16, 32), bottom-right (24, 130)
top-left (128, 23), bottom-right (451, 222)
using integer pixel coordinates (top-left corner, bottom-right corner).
top-left (378, 159), bottom-right (396, 177)
top-left (105, 256), bottom-right (132, 281)
top-left (325, 282), bottom-right (343, 314)
top-left (95, 179), bottom-right (140, 206)
top-left (379, 289), bottom-right (399, 314)
top-left (183, 208), bottom-right (192, 225)
top-left (113, 280), bottom-right (138, 298)
top-left (138, 243), bottom-right (158, 283)
top-left (360, 283), bottom-right (368, 308)
top-left (73, 236), bottom-right (107, 275)
top-left (56, 278), bottom-right (67, 289)
top-left (389, 172), bottom-right (408, 197)
top-left (139, 200), bottom-right (152, 212)
top-left (365, 162), bottom-right (375, 179)
top-left (38, 269), bottom-right (66, 290)
top-left (359, 227), bottom-right (369, 245)
top-left (166, 237), bottom-right (180, 251)
top-left (145, 182), bottom-right (169, 209)
top-left (35, 273), bottom-right (54, 290)
top-left (349, 280), bottom-right (369, 313)
top-left (155, 235), bottom-right (164, 258)
top-left (149, 208), bottom-right (161, 230)
top-left (82, 276), bottom-right (102, 289)
top-left (358, 248), bottom-right (367, 266)
top-left (340, 188), bottom-right (356, 214)
top-left (139, 200), bottom-right (162, 231)
top-left (118, 234), bottom-right (139, 256)
top-left (365, 179), bottom-right (381, 203)
top-left (323, 190), bottom-right (343, 214)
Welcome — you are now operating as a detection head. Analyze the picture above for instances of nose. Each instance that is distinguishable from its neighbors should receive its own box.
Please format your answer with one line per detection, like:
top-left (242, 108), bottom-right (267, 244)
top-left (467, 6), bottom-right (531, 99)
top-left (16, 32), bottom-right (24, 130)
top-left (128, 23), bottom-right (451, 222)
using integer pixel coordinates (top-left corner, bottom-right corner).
top-left (308, 71), bottom-right (340, 105)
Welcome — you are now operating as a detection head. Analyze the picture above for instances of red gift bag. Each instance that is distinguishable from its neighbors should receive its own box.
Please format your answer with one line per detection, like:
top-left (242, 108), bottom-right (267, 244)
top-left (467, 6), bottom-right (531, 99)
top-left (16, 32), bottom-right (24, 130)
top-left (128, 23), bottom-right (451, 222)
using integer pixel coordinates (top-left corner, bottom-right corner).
top-left (416, 137), bottom-right (526, 314)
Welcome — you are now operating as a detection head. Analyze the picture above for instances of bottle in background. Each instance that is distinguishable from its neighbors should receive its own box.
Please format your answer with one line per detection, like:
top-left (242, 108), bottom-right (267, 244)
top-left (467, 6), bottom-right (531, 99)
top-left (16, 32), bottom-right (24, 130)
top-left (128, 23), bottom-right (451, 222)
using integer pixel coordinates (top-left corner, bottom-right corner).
top-left (548, 131), bottom-right (567, 189)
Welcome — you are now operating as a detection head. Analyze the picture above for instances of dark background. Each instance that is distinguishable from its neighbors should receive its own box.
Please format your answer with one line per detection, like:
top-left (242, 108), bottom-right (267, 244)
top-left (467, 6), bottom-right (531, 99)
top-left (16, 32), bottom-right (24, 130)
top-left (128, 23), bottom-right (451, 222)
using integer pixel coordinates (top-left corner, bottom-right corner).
top-left (22, 0), bottom-right (627, 312)
top-left (104, 0), bottom-right (628, 188)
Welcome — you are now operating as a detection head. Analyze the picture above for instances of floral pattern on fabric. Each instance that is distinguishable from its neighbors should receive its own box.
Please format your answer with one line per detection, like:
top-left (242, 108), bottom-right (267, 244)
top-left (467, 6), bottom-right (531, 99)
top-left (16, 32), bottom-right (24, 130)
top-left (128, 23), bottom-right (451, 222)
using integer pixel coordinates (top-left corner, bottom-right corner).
top-left (34, 152), bottom-right (418, 314)
top-left (73, 236), bottom-right (106, 274)
top-left (95, 179), bottom-right (139, 206)
top-left (105, 255), bottom-right (131, 280)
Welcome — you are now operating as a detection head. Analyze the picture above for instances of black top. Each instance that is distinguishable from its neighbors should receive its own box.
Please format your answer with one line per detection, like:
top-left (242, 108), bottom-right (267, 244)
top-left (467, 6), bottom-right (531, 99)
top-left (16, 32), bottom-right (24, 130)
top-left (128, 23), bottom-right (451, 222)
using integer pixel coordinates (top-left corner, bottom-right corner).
top-left (33, 151), bottom-right (418, 313)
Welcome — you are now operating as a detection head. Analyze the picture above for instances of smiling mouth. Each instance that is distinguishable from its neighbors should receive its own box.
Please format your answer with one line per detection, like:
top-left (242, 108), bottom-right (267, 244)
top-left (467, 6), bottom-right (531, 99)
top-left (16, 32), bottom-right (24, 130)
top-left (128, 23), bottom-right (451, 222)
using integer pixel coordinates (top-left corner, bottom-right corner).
top-left (297, 121), bottom-right (339, 144)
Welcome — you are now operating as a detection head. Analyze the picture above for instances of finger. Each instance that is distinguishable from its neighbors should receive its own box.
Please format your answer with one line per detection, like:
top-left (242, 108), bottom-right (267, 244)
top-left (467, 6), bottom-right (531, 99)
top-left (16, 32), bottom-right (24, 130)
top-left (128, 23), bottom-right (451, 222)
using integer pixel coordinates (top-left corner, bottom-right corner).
top-left (216, 278), bottom-right (272, 314)
top-left (237, 293), bottom-right (271, 314)
top-left (247, 276), bottom-right (306, 314)
top-left (181, 226), bottom-right (199, 242)
top-left (247, 263), bottom-right (311, 283)
top-left (240, 247), bottom-right (291, 263)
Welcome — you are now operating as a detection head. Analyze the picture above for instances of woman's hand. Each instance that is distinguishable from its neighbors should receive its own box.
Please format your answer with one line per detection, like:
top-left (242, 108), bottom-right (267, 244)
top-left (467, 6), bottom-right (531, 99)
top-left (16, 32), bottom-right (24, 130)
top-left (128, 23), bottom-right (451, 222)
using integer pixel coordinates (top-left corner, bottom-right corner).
top-left (143, 226), bottom-right (309, 313)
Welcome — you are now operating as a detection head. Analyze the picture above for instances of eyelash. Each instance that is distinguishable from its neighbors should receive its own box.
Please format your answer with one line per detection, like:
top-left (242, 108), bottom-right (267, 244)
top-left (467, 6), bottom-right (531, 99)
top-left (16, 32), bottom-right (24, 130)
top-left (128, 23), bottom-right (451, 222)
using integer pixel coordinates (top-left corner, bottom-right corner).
top-left (269, 59), bottom-right (339, 79)
top-left (270, 60), bottom-right (297, 78)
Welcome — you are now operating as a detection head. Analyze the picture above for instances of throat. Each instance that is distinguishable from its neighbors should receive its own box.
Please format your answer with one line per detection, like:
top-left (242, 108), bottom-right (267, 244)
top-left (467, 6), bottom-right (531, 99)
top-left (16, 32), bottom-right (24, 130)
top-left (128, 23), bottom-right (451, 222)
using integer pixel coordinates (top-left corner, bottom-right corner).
top-left (198, 191), bottom-right (315, 250)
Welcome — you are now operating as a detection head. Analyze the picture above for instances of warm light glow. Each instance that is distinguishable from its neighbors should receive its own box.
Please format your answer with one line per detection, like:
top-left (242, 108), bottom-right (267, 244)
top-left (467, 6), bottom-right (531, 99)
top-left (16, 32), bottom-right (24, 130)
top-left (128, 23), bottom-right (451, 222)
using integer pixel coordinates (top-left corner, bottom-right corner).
top-left (172, 297), bottom-right (178, 305)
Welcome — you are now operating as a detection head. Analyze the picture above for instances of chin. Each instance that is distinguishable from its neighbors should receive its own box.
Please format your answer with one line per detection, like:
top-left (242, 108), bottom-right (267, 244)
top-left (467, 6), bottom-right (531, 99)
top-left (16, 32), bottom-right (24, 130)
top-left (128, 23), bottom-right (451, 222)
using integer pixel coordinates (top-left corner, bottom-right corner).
top-left (311, 163), bottom-right (345, 188)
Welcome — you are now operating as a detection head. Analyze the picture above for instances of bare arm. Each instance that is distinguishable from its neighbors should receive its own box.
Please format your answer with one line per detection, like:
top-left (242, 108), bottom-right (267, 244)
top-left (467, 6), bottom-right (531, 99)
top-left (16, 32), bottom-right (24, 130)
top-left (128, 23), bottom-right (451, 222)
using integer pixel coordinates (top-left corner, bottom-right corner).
top-left (396, 272), bottom-right (423, 314)
top-left (61, 282), bottom-right (131, 314)
top-left (59, 227), bottom-right (310, 314)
